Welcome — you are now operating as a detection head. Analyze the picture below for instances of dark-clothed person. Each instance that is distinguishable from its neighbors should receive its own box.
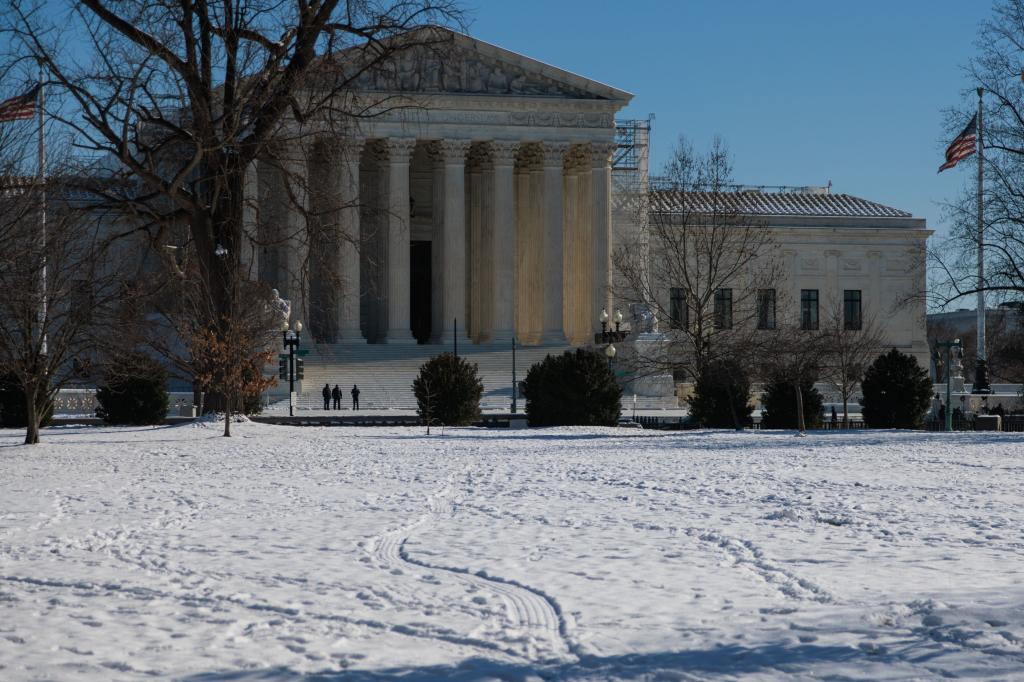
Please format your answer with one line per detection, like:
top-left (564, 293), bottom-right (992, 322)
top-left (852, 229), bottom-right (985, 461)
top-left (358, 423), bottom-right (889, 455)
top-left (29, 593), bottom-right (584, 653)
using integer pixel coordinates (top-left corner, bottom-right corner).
top-left (322, 383), bottom-right (331, 410)
top-left (351, 385), bottom-right (360, 411)
top-left (332, 384), bottom-right (341, 410)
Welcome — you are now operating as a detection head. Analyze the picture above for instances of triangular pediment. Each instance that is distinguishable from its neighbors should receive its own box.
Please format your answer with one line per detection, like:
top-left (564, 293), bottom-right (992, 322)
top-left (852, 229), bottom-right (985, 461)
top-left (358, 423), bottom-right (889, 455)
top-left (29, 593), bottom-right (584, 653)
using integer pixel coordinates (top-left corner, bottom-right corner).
top-left (341, 27), bottom-right (632, 102)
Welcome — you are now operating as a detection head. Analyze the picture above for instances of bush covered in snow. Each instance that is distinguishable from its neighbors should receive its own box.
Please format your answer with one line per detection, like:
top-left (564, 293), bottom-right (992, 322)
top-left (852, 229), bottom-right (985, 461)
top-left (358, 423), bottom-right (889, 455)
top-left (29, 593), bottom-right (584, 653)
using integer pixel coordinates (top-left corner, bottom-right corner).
top-left (860, 348), bottom-right (933, 429)
top-left (95, 353), bottom-right (170, 425)
top-left (523, 349), bottom-right (622, 427)
top-left (760, 372), bottom-right (823, 430)
top-left (688, 359), bottom-right (753, 429)
top-left (412, 352), bottom-right (483, 426)
top-left (0, 373), bottom-right (53, 428)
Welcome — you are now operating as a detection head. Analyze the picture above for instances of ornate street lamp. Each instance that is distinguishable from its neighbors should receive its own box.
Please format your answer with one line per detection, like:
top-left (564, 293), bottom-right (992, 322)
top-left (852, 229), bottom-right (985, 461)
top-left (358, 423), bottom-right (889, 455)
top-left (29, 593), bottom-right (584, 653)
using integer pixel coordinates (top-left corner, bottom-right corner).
top-left (282, 320), bottom-right (303, 416)
top-left (599, 308), bottom-right (609, 342)
top-left (613, 309), bottom-right (623, 336)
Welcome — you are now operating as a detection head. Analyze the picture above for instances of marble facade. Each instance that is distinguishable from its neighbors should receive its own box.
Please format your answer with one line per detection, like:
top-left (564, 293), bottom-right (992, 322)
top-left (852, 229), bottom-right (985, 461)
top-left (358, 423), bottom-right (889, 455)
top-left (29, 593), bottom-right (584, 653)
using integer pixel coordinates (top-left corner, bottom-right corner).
top-left (245, 30), bottom-right (631, 348)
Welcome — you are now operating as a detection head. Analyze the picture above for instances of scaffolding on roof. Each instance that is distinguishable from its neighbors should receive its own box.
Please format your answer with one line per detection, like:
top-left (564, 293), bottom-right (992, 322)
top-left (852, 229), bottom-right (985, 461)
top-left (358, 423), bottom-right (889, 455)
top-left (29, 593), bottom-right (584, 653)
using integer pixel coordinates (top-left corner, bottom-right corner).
top-left (612, 117), bottom-right (651, 195)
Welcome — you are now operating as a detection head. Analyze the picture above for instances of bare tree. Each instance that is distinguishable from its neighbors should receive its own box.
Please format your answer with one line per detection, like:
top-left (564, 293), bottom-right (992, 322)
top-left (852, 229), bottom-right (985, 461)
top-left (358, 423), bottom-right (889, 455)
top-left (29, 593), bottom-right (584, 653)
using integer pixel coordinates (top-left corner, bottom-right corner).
top-left (758, 321), bottom-right (827, 436)
top-left (613, 136), bottom-right (783, 383)
top-left (3, 1), bottom-right (463, 412)
top-left (933, 1), bottom-right (1024, 309)
top-left (0, 140), bottom-right (123, 444)
top-left (818, 300), bottom-right (886, 428)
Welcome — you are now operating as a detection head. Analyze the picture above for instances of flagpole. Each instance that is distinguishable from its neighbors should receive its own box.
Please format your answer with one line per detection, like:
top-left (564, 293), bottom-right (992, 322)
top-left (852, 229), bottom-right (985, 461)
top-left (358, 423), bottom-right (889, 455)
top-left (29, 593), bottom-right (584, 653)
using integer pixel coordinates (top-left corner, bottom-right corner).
top-left (37, 61), bottom-right (46, 357)
top-left (975, 87), bottom-right (989, 393)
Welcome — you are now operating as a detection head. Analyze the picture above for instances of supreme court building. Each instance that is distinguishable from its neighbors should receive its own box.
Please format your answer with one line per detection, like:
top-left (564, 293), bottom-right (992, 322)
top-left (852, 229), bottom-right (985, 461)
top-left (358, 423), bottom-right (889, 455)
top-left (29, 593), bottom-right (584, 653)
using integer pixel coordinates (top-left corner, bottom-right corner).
top-left (245, 28), bottom-right (631, 349)
top-left (239, 27), bottom-right (930, 395)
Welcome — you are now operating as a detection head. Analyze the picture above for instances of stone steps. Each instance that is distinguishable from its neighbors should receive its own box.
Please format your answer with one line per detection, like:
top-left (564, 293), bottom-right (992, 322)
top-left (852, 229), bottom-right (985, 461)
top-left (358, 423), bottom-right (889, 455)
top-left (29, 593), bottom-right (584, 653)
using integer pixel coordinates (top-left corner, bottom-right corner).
top-left (274, 342), bottom-right (678, 412)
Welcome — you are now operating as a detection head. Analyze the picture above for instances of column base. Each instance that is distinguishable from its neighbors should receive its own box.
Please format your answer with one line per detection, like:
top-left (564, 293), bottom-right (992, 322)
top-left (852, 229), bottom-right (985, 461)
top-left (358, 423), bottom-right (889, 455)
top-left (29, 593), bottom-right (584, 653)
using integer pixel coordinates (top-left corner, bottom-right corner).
top-left (540, 331), bottom-right (567, 345)
top-left (336, 329), bottom-right (367, 345)
top-left (383, 329), bottom-right (418, 344)
top-left (434, 331), bottom-right (471, 346)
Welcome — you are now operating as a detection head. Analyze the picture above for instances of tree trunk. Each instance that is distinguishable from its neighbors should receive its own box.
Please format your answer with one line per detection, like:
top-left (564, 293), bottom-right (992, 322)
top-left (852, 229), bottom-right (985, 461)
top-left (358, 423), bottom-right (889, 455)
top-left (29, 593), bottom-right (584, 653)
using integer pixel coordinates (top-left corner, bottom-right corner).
top-left (794, 380), bottom-right (807, 436)
top-left (24, 386), bottom-right (39, 445)
top-left (224, 393), bottom-right (232, 437)
top-left (842, 394), bottom-right (850, 429)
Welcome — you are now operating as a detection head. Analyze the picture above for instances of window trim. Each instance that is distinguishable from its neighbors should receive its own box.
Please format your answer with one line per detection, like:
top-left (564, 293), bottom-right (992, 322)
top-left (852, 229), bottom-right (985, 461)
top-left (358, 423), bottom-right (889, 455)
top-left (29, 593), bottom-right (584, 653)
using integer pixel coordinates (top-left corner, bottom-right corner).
top-left (800, 289), bottom-right (819, 331)
top-left (756, 288), bottom-right (776, 330)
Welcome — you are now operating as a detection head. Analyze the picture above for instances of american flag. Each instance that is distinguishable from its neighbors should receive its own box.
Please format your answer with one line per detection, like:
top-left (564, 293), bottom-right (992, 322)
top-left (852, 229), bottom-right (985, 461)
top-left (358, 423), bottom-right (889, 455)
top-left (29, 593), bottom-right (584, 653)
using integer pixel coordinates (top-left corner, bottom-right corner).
top-left (938, 114), bottom-right (977, 173)
top-left (0, 84), bottom-right (40, 123)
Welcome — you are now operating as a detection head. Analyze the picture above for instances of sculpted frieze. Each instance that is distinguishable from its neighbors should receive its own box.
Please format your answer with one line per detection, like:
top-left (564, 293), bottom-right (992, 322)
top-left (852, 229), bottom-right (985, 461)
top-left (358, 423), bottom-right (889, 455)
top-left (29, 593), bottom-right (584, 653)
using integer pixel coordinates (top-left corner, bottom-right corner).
top-left (354, 44), bottom-right (598, 99)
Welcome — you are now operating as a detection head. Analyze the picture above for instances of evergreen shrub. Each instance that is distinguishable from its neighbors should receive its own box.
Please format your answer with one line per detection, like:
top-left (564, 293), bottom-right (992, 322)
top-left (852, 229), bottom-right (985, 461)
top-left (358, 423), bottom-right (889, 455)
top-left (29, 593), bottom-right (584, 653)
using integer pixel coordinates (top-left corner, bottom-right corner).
top-left (860, 348), bottom-right (933, 428)
top-left (95, 353), bottom-right (170, 425)
top-left (688, 359), bottom-right (753, 428)
top-left (413, 352), bottom-right (483, 426)
top-left (760, 372), bottom-right (824, 430)
top-left (523, 349), bottom-right (622, 427)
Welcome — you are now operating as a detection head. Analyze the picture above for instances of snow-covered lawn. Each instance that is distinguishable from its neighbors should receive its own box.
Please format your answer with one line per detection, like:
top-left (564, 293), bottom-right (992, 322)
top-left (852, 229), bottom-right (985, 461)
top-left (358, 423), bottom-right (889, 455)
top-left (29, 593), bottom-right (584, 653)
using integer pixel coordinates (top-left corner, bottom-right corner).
top-left (2, 422), bottom-right (1024, 680)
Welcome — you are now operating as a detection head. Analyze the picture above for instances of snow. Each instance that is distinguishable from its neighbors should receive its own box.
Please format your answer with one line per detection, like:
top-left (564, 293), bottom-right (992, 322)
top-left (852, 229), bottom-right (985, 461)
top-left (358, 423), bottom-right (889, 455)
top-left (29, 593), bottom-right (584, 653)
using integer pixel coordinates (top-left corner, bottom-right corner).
top-left (2, 422), bottom-right (1024, 679)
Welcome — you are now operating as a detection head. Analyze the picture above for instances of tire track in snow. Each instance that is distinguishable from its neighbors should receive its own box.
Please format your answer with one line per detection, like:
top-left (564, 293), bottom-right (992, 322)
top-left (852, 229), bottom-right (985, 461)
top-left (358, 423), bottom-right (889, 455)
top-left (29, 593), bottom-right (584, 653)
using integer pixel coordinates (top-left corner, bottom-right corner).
top-left (367, 475), bottom-right (577, 662)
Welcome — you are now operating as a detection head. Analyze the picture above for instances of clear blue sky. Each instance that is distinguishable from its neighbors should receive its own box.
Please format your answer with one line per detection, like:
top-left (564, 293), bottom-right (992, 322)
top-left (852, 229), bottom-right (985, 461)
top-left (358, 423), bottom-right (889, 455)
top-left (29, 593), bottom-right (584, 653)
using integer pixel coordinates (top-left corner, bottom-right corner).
top-left (467, 0), bottom-right (992, 238)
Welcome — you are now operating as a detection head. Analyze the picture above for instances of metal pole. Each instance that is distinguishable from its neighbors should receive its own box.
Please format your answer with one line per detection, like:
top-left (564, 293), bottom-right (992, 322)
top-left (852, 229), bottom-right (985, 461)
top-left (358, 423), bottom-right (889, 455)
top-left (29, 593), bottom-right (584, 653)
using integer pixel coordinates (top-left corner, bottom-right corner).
top-left (288, 340), bottom-right (295, 417)
top-left (945, 344), bottom-right (952, 432)
top-left (37, 62), bottom-right (46, 357)
top-left (975, 87), bottom-right (989, 393)
top-left (511, 336), bottom-right (517, 414)
top-left (453, 317), bottom-right (458, 358)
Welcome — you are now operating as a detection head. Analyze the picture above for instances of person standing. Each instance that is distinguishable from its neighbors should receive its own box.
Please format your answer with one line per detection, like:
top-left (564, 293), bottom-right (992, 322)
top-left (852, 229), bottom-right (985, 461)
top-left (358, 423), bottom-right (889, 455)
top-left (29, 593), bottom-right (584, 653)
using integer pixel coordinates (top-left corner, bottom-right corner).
top-left (830, 406), bottom-right (838, 426)
top-left (351, 384), bottom-right (360, 411)
top-left (332, 384), bottom-right (341, 410)
top-left (322, 383), bottom-right (331, 411)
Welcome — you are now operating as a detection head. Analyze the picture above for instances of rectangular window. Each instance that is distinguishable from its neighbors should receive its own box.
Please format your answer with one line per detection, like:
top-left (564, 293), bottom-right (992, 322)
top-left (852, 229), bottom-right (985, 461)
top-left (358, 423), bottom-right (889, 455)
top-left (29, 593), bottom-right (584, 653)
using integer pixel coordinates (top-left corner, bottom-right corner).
top-left (844, 289), bottom-right (862, 330)
top-left (800, 289), bottom-right (819, 330)
top-left (714, 288), bottom-right (733, 329)
top-left (669, 287), bottom-right (687, 330)
top-left (756, 289), bottom-right (776, 330)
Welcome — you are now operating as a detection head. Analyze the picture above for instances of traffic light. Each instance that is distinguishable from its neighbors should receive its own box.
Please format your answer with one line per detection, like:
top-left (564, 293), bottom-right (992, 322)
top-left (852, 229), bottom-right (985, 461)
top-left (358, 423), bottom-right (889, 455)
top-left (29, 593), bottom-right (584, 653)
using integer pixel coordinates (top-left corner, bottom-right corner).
top-left (295, 358), bottom-right (305, 380)
top-left (278, 357), bottom-right (288, 379)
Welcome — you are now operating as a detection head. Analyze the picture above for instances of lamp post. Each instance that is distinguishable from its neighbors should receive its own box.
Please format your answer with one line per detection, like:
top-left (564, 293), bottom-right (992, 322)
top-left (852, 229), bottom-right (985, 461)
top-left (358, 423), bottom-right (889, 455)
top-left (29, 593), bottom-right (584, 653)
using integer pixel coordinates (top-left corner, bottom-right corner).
top-left (614, 309), bottom-right (623, 335)
top-left (282, 320), bottom-right (302, 416)
top-left (935, 338), bottom-right (962, 432)
top-left (600, 308), bottom-right (609, 342)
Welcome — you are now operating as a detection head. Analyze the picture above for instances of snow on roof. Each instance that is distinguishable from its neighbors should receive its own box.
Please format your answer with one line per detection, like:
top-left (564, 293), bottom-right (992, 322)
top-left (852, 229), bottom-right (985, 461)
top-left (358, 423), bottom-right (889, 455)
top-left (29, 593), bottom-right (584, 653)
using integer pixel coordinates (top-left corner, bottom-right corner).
top-left (650, 189), bottom-right (913, 218)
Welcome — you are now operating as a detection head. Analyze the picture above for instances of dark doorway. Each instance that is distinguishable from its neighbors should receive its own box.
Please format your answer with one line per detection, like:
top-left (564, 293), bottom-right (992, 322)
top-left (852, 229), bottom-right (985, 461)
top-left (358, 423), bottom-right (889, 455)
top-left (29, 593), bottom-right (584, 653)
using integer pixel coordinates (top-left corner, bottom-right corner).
top-left (411, 241), bottom-right (432, 343)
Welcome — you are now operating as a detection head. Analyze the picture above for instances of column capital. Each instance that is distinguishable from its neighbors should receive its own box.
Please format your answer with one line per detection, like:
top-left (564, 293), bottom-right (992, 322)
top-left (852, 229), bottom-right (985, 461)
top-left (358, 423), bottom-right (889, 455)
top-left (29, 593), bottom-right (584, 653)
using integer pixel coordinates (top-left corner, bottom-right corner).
top-left (488, 140), bottom-right (521, 166)
top-left (431, 139), bottom-right (472, 164)
top-left (321, 136), bottom-right (365, 159)
top-left (589, 142), bottom-right (617, 169)
top-left (383, 137), bottom-right (417, 164)
top-left (540, 142), bottom-right (571, 167)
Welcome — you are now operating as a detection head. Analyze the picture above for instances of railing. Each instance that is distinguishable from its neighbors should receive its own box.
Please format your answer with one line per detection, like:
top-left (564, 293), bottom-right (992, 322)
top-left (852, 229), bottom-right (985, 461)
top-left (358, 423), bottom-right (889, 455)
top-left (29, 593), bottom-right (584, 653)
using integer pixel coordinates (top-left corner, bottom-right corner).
top-left (52, 389), bottom-right (195, 417)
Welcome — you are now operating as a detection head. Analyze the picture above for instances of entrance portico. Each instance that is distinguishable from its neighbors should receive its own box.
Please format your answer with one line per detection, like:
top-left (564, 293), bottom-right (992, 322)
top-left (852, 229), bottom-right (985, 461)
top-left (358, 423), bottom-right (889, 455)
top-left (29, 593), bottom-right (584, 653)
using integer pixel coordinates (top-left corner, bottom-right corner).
top-left (250, 29), bottom-right (632, 347)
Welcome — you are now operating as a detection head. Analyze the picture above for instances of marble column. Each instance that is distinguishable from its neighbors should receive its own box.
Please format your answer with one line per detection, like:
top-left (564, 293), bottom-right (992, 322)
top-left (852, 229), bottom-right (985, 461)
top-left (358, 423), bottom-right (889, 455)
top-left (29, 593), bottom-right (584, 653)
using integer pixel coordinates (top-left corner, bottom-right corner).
top-left (514, 146), bottom-right (536, 343)
top-left (541, 142), bottom-right (570, 344)
top-left (468, 151), bottom-right (484, 341)
top-left (240, 160), bottom-right (259, 280)
top-left (562, 155), bottom-right (579, 343)
top-left (282, 150), bottom-right (309, 329)
top-left (435, 139), bottom-right (472, 343)
top-left (383, 138), bottom-right (417, 343)
top-left (591, 143), bottom-right (615, 331)
top-left (336, 139), bottom-right (366, 343)
top-left (490, 141), bottom-right (519, 343)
